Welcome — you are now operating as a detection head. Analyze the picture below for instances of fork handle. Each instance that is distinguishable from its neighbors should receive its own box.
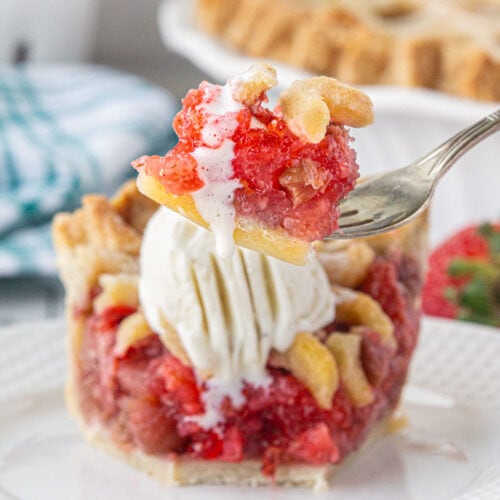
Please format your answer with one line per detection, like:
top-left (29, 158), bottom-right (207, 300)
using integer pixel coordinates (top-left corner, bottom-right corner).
top-left (423, 108), bottom-right (500, 179)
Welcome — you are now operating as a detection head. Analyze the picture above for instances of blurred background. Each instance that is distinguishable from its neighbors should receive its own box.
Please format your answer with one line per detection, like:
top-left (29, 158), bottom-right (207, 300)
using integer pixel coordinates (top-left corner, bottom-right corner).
top-left (93, 0), bottom-right (206, 97)
top-left (0, 0), bottom-right (207, 325)
top-left (0, 0), bottom-right (498, 326)
top-left (0, 0), bottom-right (206, 96)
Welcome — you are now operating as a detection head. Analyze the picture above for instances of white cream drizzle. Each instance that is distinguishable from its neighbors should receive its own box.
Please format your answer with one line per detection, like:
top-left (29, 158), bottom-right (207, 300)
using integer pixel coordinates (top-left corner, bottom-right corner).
top-left (191, 142), bottom-right (241, 258)
top-left (189, 79), bottom-right (266, 259)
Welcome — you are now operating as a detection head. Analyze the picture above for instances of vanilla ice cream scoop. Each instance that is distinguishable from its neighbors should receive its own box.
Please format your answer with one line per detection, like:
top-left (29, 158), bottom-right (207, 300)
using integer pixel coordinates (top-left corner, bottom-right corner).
top-left (139, 207), bottom-right (335, 424)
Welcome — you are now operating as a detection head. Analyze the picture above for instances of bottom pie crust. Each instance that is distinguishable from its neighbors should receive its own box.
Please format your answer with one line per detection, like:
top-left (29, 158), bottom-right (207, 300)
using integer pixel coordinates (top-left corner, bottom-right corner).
top-left (71, 393), bottom-right (390, 492)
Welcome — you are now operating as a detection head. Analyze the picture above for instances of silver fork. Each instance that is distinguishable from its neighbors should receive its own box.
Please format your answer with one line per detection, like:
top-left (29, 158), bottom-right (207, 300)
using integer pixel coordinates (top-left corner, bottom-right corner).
top-left (326, 109), bottom-right (500, 239)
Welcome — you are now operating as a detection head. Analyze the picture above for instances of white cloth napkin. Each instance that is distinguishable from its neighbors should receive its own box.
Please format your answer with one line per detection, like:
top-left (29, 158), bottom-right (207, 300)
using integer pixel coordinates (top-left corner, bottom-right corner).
top-left (0, 64), bottom-right (177, 276)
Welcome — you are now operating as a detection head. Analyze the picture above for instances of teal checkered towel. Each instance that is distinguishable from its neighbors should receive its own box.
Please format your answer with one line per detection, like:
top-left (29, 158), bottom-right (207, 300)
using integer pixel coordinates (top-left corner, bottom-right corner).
top-left (0, 64), bottom-right (177, 277)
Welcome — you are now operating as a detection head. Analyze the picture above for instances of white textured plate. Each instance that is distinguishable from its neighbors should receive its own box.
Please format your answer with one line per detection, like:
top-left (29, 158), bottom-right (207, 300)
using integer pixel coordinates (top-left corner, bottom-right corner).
top-left (159, 0), bottom-right (500, 247)
top-left (0, 317), bottom-right (500, 499)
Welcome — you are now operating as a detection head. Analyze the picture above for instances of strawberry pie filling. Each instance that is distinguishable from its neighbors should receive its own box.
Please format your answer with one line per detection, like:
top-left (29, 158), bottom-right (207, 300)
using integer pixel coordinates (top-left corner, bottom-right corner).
top-left (77, 252), bottom-right (421, 475)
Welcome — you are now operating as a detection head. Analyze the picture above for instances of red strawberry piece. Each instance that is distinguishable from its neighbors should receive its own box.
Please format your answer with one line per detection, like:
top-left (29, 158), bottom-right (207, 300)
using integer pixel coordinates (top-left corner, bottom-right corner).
top-left (132, 153), bottom-right (204, 195)
top-left (126, 397), bottom-right (183, 454)
top-left (287, 423), bottom-right (339, 464)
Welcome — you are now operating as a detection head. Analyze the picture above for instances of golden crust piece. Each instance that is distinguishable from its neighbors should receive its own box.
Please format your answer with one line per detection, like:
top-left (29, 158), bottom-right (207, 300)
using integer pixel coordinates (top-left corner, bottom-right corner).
top-left (272, 332), bottom-right (340, 410)
top-left (279, 76), bottom-right (374, 143)
top-left (52, 180), bottom-right (157, 306)
top-left (317, 240), bottom-right (376, 289)
top-left (230, 63), bottom-right (278, 105)
top-left (196, 0), bottom-right (500, 101)
top-left (115, 311), bottom-right (152, 356)
top-left (326, 332), bottom-right (375, 407)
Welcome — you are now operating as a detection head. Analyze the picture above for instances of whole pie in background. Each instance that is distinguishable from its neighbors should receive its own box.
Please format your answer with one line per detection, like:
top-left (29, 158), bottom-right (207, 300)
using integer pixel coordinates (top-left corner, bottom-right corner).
top-left (195, 0), bottom-right (500, 101)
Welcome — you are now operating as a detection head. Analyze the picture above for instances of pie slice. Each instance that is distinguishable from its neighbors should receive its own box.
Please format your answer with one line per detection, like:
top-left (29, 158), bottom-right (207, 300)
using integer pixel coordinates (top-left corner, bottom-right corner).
top-left (133, 63), bottom-right (373, 265)
top-left (53, 181), bottom-right (428, 490)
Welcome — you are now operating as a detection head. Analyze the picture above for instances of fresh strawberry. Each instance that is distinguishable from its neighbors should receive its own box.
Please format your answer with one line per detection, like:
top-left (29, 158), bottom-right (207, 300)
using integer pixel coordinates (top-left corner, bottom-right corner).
top-left (423, 223), bottom-right (500, 327)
